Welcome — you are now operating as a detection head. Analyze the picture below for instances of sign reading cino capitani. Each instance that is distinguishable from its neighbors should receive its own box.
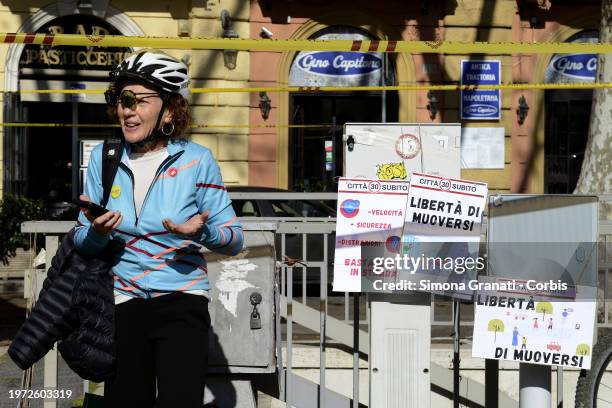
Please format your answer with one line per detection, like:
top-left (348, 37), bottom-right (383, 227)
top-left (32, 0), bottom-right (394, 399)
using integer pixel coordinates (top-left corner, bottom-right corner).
top-left (460, 60), bottom-right (501, 120)
top-left (289, 28), bottom-right (384, 87)
top-left (545, 31), bottom-right (599, 84)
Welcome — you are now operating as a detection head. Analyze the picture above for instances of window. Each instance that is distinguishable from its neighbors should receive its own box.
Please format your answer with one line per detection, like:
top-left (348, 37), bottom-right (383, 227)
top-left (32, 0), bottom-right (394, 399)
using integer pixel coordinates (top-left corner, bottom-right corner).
top-left (232, 200), bottom-right (260, 217)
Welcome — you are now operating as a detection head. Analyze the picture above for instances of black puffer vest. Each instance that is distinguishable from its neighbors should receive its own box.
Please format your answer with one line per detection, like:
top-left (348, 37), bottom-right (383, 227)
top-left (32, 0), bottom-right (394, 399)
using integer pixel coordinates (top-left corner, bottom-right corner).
top-left (8, 230), bottom-right (117, 382)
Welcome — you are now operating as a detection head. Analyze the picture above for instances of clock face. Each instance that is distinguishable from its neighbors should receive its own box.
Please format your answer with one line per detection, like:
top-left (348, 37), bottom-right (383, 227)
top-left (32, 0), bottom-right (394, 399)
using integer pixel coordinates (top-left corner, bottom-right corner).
top-left (395, 134), bottom-right (421, 159)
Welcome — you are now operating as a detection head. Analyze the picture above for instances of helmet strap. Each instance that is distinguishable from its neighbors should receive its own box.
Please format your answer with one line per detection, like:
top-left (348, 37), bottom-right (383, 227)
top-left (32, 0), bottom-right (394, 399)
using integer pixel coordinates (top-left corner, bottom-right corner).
top-left (131, 96), bottom-right (169, 151)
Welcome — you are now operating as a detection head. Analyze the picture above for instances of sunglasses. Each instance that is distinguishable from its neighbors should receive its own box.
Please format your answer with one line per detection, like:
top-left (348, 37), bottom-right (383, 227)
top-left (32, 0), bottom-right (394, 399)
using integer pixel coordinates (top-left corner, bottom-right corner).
top-left (104, 89), bottom-right (161, 110)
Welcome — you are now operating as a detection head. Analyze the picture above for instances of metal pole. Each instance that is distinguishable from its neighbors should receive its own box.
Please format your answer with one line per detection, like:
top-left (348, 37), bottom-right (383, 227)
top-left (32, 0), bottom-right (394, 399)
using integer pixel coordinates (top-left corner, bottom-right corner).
top-left (286, 266), bottom-right (293, 407)
top-left (43, 235), bottom-right (59, 408)
top-left (71, 101), bottom-right (79, 198)
top-left (353, 292), bottom-right (360, 407)
top-left (381, 53), bottom-right (387, 122)
top-left (519, 364), bottom-right (551, 408)
top-left (557, 367), bottom-right (563, 408)
top-left (453, 300), bottom-right (460, 408)
top-left (485, 359), bottom-right (499, 408)
top-left (320, 235), bottom-right (327, 408)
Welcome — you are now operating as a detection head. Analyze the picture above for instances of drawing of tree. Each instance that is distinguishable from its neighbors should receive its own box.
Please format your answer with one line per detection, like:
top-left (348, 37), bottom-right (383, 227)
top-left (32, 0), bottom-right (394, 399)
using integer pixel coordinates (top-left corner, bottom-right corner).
top-left (576, 344), bottom-right (591, 356)
top-left (488, 319), bottom-right (505, 343)
top-left (536, 301), bottom-right (554, 320)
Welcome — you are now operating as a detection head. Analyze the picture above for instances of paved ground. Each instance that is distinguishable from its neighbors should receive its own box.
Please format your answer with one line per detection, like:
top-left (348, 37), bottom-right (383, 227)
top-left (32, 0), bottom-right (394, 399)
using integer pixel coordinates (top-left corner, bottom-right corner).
top-left (0, 295), bottom-right (88, 408)
top-left (0, 292), bottom-right (579, 408)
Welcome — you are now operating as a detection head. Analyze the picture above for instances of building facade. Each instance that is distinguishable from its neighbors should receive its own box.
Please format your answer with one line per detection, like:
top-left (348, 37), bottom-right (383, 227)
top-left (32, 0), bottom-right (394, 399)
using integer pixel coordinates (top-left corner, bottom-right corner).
top-left (0, 0), bottom-right (603, 202)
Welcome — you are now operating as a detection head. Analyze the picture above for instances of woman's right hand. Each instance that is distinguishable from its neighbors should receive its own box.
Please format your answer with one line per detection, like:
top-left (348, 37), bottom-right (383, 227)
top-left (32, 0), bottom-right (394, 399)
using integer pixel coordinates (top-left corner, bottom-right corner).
top-left (79, 194), bottom-right (123, 236)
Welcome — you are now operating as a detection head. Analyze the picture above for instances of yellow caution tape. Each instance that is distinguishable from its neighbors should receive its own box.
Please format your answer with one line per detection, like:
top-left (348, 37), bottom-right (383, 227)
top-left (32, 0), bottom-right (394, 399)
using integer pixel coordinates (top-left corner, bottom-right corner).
top-left (0, 123), bottom-right (118, 128)
top-left (15, 82), bottom-right (612, 95)
top-left (0, 122), bottom-right (331, 129)
top-left (19, 89), bottom-right (104, 94)
top-left (2, 32), bottom-right (612, 54)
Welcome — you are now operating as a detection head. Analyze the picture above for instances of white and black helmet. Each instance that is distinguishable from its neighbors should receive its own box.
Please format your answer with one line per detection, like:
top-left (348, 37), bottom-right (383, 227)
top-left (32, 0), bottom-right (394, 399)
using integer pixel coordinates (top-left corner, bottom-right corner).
top-left (110, 50), bottom-right (190, 99)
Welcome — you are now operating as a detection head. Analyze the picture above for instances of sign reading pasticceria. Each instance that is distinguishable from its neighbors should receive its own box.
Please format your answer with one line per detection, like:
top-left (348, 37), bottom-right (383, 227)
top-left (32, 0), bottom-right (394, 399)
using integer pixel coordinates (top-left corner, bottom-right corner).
top-left (19, 14), bottom-right (131, 71)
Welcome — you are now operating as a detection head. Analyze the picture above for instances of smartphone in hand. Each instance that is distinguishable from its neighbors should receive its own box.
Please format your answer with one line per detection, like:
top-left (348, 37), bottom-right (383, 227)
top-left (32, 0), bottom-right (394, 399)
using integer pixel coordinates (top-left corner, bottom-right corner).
top-left (72, 198), bottom-right (109, 218)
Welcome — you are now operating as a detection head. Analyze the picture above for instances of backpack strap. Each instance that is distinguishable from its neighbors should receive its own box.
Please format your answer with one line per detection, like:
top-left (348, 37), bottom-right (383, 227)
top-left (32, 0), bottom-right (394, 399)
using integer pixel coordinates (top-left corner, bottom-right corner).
top-left (100, 138), bottom-right (123, 208)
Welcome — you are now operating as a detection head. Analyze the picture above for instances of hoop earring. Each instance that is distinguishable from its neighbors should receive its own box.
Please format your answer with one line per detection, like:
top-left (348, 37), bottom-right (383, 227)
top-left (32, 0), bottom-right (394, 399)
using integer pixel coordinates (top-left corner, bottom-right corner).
top-left (161, 122), bottom-right (175, 136)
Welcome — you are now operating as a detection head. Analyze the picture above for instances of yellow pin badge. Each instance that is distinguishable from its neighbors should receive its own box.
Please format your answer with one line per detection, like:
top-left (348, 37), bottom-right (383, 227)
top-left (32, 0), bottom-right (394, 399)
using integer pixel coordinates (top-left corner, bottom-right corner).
top-left (111, 185), bottom-right (121, 199)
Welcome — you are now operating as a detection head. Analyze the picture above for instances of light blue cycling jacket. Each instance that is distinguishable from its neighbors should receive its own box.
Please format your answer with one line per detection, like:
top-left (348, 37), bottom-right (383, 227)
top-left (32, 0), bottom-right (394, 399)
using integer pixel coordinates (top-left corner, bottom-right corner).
top-left (74, 138), bottom-right (243, 299)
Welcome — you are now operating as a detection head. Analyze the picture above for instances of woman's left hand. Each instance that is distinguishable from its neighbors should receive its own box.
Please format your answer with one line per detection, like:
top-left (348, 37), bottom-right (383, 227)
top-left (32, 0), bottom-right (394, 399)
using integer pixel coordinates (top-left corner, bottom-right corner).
top-left (162, 210), bottom-right (210, 238)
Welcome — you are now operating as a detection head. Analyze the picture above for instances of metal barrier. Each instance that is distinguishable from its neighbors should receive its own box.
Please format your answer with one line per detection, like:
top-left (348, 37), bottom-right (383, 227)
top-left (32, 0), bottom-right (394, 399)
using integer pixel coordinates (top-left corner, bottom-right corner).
top-left (17, 193), bottom-right (612, 407)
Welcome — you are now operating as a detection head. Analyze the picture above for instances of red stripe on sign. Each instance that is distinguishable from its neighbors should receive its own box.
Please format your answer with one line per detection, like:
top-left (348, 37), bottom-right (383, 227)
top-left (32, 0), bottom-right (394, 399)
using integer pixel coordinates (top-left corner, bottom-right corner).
top-left (411, 172), bottom-right (487, 186)
top-left (386, 41), bottom-right (397, 52)
top-left (337, 190), bottom-right (408, 196)
top-left (42, 34), bottom-right (54, 45)
top-left (195, 183), bottom-right (226, 190)
top-left (410, 184), bottom-right (485, 198)
top-left (24, 34), bottom-right (35, 44)
top-left (5, 33), bottom-right (16, 43)
top-left (351, 40), bottom-right (362, 51)
top-left (368, 40), bottom-right (379, 52)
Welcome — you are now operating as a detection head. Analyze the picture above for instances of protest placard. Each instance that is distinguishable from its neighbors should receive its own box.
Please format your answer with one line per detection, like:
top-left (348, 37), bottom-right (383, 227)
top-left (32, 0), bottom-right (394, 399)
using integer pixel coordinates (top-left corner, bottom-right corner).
top-left (471, 284), bottom-right (596, 369)
top-left (395, 173), bottom-right (488, 298)
top-left (333, 178), bottom-right (408, 292)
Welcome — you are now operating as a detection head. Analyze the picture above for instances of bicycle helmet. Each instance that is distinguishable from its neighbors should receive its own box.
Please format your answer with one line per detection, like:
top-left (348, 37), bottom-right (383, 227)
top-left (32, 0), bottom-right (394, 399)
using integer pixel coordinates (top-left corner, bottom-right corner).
top-left (109, 50), bottom-right (190, 99)
top-left (106, 50), bottom-right (190, 148)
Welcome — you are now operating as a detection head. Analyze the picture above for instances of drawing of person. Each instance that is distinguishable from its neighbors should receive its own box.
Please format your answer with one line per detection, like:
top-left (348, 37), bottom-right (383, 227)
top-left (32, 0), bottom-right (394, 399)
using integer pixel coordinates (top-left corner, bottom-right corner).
top-left (512, 327), bottom-right (519, 348)
top-left (533, 318), bottom-right (539, 329)
top-left (521, 336), bottom-right (527, 350)
top-left (548, 318), bottom-right (553, 331)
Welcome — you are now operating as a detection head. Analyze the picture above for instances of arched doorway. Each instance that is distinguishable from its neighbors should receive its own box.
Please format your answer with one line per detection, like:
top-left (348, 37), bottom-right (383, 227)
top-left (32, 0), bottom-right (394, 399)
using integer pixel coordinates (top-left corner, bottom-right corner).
top-left (3, 4), bottom-right (141, 215)
top-left (287, 26), bottom-right (399, 191)
top-left (543, 30), bottom-right (598, 193)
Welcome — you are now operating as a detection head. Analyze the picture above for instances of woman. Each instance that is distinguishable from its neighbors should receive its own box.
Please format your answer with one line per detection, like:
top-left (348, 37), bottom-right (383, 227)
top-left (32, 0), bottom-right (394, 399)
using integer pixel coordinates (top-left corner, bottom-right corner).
top-left (74, 50), bottom-right (243, 408)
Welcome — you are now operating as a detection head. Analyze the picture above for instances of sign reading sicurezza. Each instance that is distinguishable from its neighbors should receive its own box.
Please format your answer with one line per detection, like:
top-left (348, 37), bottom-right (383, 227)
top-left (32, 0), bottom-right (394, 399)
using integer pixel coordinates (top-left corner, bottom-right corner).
top-left (332, 174), bottom-right (488, 294)
top-left (333, 178), bottom-right (408, 292)
top-left (461, 60), bottom-right (501, 120)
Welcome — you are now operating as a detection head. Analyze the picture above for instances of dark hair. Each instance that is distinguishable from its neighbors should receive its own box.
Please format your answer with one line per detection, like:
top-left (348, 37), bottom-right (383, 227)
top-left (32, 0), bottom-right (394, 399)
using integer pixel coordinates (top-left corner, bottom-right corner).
top-left (105, 83), bottom-right (191, 139)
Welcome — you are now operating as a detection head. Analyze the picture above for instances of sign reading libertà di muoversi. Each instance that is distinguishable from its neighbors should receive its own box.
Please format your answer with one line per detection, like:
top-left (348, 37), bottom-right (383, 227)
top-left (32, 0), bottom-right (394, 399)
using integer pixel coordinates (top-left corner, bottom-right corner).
top-left (471, 282), bottom-right (596, 369)
top-left (333, 178), bottom-right (409, 292)
top-left (394, 173), bottom-right (488, 299)
top-left (403, 172), bottom-right (488, 241)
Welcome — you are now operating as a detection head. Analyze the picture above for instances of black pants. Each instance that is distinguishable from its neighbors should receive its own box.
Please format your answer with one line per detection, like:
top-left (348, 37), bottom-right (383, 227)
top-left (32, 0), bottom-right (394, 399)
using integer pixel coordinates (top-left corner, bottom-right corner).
top-left (104, 292), bottom-right (210, 408)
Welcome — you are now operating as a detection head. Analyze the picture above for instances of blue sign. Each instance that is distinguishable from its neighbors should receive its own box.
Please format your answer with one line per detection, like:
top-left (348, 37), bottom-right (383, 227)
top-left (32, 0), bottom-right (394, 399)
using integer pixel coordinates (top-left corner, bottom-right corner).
top-left (461, 60), bottom-right (501, 120)
top-left (295, 51), bottom-right (382, 77)
top-left (549, 53), bottom-right (597, 81)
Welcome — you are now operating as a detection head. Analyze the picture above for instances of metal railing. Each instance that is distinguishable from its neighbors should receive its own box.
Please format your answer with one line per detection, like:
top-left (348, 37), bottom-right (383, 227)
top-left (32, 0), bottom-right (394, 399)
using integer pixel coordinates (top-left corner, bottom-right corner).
top-left (16, 193), bottom-right (612, 408)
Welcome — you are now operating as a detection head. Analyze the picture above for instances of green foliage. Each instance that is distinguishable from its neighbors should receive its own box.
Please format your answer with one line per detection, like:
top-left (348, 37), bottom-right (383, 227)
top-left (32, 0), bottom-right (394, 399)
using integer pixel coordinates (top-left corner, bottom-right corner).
top-left (536, 301), bottom-right (554, 319)
top-left (488, 319), bottom-right (505, 342)
top-left (488, 319), bottom-right (505, 332)
top-left (576, 343), bottom-right (591, 356)
top-left (0, 194), bottom-right (45, 265)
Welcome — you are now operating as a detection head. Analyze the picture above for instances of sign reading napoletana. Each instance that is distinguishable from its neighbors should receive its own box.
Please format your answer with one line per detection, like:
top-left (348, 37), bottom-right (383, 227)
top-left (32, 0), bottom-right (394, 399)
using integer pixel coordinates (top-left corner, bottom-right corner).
top-left (461, 60), bottom-right (501, 120)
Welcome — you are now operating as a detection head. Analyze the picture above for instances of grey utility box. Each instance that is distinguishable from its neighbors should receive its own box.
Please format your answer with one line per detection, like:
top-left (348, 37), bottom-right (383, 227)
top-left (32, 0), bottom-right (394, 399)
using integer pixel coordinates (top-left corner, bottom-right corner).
top-left (485, 194), bottom-right (599, 408)
top-left (205, 222), bottom-right (279, 373)
top-left (204, 222), bottom-right (279, 408)
top-left (487, 194), bottom-right (598, 287)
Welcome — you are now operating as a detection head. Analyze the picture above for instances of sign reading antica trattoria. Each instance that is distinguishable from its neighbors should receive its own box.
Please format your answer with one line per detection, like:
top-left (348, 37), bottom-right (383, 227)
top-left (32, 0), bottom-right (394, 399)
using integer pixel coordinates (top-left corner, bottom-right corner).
top-left (19, 14), bottom-right (131, 71)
